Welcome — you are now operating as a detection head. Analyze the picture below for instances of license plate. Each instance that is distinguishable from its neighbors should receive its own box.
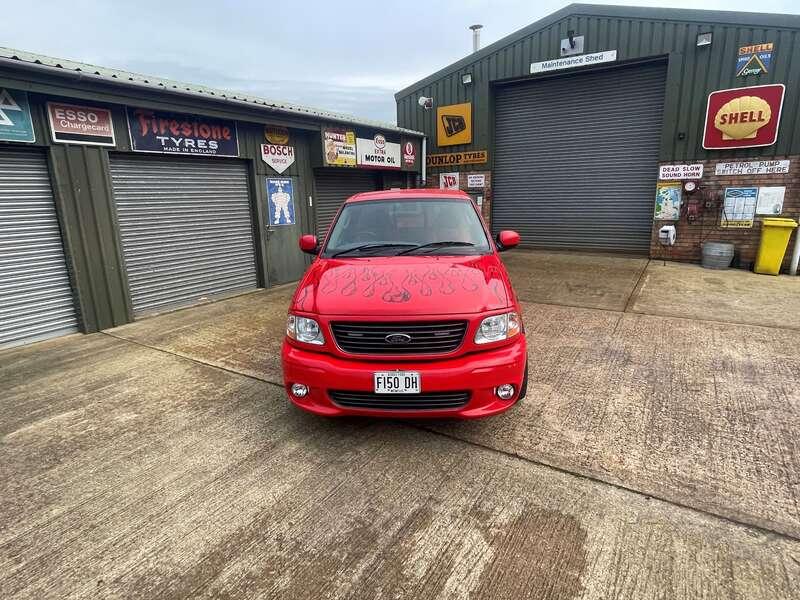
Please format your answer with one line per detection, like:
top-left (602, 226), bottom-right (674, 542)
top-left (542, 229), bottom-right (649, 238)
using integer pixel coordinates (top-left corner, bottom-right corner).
top-left (374, 371), bottom-right (420, 394)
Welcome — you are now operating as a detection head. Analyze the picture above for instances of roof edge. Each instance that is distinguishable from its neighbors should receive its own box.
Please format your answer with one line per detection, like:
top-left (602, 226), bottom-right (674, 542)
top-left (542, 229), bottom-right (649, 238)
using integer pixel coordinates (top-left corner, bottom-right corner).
top-left (395, 3), bottom-right (800, 99)
top-left (0, 49), bottom-right (424, 137)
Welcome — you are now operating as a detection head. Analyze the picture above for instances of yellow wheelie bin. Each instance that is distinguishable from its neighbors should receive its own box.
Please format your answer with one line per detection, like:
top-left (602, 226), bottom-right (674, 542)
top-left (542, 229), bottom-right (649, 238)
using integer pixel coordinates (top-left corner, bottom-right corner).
top-left (754, 218), bottom-right (798, 275)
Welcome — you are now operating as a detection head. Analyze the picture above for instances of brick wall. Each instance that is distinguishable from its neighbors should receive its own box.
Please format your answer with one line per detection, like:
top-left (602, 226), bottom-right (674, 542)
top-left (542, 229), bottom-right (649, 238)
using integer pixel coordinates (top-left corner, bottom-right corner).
top-left (423, 170), bottom-right (493, 227)
top-left (423, 162), bottom-right (799, 272)
top-left (650, 156), bottom-right (800, 271)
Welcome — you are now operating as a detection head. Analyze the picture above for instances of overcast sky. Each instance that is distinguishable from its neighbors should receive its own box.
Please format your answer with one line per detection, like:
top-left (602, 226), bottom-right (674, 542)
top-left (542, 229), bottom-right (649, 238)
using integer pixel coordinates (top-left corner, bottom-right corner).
top-left (2, 0), bottom-right (798, 123)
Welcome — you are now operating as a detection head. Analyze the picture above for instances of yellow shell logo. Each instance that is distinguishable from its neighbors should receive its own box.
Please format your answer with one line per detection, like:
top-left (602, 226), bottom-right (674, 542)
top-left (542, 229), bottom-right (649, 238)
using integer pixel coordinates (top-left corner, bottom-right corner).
top-left (714, 95), bottom-right (771, 140)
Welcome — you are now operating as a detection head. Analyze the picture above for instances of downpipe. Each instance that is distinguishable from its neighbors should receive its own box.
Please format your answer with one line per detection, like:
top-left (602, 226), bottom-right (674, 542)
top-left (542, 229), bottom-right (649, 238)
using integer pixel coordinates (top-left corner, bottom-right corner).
top-left (790, 226), bottom-right (800, 276)
top-left (421, 136), bottom-right (427, 186)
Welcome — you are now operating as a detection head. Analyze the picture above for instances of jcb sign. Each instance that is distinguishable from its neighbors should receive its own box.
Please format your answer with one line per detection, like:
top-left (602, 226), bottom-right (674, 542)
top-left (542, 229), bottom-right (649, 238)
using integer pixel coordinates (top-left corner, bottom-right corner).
top-left (436, 102), bottom-right (472, 147)
top-left (439, 172), bottom-right (459, 190)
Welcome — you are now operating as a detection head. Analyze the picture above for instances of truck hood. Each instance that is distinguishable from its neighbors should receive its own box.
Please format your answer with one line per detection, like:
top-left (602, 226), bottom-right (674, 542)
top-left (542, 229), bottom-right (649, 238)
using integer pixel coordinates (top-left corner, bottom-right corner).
top-left (291, 255), bottom-right (512, 316)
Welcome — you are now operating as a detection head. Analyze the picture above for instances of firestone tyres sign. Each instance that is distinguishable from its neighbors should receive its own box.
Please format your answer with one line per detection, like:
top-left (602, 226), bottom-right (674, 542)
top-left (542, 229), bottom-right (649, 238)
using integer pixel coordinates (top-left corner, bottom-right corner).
top-left (357, 134), bottom-right (401, 169)
top-left (126, 107), bottom-right (239, 156)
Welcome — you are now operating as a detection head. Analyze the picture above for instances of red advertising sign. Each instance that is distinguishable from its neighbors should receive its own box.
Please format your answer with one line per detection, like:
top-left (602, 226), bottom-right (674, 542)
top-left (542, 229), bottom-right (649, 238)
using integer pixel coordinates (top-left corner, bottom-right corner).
top-left (402, 141), bottom-right (416, 166)
top-left (702, 84), bottom-right (785, 150)
top-left (47, 102), bottom-right (115, 146)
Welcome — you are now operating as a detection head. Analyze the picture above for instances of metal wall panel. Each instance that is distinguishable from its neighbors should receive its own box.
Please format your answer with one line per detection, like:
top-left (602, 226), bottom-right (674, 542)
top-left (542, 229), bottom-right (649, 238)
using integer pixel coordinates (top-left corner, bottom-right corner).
top-left (0, 149), bottom-right (79, 349)
top-left (396, 8), bottom-right (800, 162)
top-left (110, 155), bottom-right (258, 316)
top-left (492, 62), bottom-right (667, 252)
top-left (312, 169), bottom-right (378, 239)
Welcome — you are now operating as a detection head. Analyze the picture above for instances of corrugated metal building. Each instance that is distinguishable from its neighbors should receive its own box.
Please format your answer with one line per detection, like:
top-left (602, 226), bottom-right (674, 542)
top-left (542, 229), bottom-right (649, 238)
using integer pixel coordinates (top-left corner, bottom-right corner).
top-left (0, 48), bottom-right (423, 349)
top-left (396, 4), bottom-right (800, 262)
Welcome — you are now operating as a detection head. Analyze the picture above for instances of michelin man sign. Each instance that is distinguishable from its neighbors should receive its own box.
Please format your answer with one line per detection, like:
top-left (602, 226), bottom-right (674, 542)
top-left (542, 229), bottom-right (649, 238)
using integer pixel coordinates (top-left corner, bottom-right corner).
top-left (266, 178), bottom-right (295, 226)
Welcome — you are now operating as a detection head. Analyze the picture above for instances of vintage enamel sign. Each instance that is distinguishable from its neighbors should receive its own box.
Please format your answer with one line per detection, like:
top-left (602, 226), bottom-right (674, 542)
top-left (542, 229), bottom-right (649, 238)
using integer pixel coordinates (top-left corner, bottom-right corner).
top-left (702, 85), bottom-right (785, 150)
top-left (261, 144), bottom-right (295, 174)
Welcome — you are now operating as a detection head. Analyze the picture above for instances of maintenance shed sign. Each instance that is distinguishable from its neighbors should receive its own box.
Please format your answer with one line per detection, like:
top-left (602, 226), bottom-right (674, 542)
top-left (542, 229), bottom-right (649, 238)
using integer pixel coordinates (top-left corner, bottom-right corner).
top-left (0, 88), bottom-right (35, 143)
top-left (127, 107), bottom-right (239, 156)
top-left (530, 50), bottom-right (617, 74)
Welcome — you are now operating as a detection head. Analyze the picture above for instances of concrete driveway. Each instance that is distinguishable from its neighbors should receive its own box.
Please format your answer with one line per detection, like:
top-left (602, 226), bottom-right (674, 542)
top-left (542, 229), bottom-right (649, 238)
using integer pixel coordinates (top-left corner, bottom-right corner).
top-left (2, 251), bottom-right (799, 599)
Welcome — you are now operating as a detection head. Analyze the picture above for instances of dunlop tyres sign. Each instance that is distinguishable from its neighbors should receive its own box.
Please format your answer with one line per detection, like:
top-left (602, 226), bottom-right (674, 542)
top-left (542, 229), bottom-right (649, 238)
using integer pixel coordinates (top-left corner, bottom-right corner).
top-left (426, 150), bottom-right (488, 168)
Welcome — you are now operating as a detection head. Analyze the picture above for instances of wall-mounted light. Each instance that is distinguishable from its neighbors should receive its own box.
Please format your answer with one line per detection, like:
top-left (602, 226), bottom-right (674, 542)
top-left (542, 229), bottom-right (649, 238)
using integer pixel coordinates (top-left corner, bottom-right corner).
top-left (696, 32), bottom-right (712, 47)
top-left (567, 30), bottom-right (576, 49)
top-left (417, 96), bottom-right (433, 110)
top-left (461, 73), bottom-right (473, 85)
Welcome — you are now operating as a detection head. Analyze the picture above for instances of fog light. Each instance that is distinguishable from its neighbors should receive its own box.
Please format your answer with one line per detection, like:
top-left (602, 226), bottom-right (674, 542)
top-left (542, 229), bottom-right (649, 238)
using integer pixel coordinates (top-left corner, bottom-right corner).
top-left (291, 383), bottom-right (308, 398)
top-left (496, 384), bottom-right (515, 400)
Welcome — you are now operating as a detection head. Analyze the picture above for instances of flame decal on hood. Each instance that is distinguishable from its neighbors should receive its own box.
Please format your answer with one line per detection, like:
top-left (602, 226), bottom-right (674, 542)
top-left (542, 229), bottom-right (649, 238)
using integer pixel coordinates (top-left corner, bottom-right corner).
top-left (317, 264), bottom-right (487, 304)
top-left (291, 256), bottom-right (512, 316)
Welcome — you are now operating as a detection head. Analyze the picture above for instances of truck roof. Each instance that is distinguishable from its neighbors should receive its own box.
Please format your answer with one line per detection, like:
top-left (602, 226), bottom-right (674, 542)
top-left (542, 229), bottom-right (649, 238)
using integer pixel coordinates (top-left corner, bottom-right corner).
top-left (346, 189), bottom-right (471, 203)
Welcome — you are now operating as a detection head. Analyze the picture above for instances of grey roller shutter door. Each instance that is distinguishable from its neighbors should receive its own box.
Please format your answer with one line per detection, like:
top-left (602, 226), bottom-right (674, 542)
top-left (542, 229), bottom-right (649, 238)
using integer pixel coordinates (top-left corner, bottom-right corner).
top-left (313, 169), bottom-right (378, 239)
top-left (493, 62), bottom-right (667, 252)
top-left (0, 149), bottom-right (78, 349)
top-left (110, 155), bottom-right (257, 317)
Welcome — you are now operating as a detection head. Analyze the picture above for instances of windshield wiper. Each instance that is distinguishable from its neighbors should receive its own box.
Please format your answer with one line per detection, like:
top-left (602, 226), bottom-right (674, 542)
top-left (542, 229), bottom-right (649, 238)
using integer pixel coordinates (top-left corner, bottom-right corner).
top-left (331, 243), bottom-right (417, 258)
top-left (397, 241), bottom-right (476, 255)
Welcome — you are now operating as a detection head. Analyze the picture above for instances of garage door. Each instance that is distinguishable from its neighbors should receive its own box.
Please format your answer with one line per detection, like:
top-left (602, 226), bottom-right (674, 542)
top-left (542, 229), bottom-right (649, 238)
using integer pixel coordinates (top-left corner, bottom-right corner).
top-left (493, 62), bottom-right (667, 252)
top-left (110, 155), bottom-right (258, 316)
top-left (0, 149), bottom-right (78, 349)
top-left (313, 169), bottom-right (378, 239)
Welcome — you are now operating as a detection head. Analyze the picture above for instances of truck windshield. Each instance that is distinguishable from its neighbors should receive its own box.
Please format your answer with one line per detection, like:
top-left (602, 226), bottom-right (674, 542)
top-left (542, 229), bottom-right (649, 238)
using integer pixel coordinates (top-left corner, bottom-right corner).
top-left (323, 199), bottom-right (491, 257)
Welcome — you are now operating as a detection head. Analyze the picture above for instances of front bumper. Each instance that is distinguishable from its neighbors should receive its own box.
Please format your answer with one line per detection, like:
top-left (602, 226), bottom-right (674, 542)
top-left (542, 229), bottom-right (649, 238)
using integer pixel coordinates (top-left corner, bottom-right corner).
top-left (281, 334), bottom-right (527, 419)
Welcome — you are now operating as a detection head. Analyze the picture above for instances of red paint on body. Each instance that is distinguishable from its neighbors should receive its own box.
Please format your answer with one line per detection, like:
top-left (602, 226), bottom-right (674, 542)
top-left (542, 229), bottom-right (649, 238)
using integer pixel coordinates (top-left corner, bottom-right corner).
top-left (282, 189), bottom-right (526, 419)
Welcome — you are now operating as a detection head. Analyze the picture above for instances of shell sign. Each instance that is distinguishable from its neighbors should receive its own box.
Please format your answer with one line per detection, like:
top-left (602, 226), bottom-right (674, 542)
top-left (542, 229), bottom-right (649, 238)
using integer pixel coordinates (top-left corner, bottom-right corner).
top-left (703, 84), bottom-right (785, 150)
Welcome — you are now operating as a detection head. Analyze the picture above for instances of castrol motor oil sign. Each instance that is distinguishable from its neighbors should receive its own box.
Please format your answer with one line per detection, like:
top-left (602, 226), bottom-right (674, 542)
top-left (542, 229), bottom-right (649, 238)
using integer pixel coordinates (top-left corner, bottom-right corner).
top-left (702, 84), bottom-right (785, 150)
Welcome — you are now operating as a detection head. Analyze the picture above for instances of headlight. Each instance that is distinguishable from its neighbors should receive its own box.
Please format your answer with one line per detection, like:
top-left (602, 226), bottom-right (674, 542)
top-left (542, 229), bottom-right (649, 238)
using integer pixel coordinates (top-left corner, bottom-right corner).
top-left (287, 314), bottom-right (325, 345)
top-left (474, 311), bottom-right (521, 344)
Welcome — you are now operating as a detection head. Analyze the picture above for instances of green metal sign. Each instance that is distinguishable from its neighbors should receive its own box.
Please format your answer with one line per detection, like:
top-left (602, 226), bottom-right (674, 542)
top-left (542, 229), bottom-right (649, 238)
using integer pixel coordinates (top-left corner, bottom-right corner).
top-left (0, 88), bottom-right (35, 143)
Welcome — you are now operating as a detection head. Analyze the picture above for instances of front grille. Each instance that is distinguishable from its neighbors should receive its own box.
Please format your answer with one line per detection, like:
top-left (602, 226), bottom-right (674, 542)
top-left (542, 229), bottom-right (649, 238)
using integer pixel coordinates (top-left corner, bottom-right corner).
top-left (329, 390), bottom-right (471, 411)
top-left (330, 321), bottom-right (468, 355)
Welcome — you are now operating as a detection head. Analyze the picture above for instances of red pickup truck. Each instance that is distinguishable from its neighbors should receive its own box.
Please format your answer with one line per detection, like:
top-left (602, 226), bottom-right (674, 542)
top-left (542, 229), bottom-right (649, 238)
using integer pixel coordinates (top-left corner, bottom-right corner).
top-left (281, 189), bottom-right (527, 419)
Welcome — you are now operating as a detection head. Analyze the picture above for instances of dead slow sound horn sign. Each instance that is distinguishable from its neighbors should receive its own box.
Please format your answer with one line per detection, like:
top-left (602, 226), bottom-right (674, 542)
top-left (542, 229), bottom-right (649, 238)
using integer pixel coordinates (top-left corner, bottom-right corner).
top-left (702, 84), bottom-right (785, 150)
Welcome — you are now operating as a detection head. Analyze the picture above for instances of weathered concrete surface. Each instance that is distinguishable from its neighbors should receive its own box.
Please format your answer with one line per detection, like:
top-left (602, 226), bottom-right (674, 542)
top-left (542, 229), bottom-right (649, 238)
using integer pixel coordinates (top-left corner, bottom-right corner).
top-left (430, 301), bottom-right (800, 538)
top-left (100, 259), bottom-right (800, 540)
top-left (629, 261), bottom-right (800, 329)
top-left (108, 287), bottom-right (294, 384)
top-left (1, 334), bottom-right (798, 599)
top-left (502, 250), bottom-right (648, 311)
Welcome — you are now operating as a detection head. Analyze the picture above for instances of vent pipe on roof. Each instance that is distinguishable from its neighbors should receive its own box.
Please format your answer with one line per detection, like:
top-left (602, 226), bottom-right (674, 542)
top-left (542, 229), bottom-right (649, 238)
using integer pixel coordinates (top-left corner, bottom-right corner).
top-left (469, 24), bottom-right (483, 53)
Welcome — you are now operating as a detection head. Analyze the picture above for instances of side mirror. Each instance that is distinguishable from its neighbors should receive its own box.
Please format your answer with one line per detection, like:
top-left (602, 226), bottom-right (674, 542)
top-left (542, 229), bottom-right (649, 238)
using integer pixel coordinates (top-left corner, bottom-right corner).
top-left (299, 234), bottom-right (319, 254)
top-left (496, 230), bottom-right (520, 252)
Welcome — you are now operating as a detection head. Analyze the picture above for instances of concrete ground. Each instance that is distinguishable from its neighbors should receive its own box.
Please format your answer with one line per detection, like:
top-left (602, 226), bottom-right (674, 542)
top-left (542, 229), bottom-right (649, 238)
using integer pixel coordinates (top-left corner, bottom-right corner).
top-left (1, 250), bottom-right (799, 599)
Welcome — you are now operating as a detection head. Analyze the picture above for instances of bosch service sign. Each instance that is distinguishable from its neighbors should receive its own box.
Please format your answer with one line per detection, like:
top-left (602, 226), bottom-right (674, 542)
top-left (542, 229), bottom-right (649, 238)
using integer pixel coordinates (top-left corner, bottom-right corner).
top-left (356, 134), bottom-right (401, 169)
top-left (702, 84), bottom-right (785, 150)
top-left (261, 144), bottom-right (295, 174)
top-left (127, 107), bottom-right (239, 156)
